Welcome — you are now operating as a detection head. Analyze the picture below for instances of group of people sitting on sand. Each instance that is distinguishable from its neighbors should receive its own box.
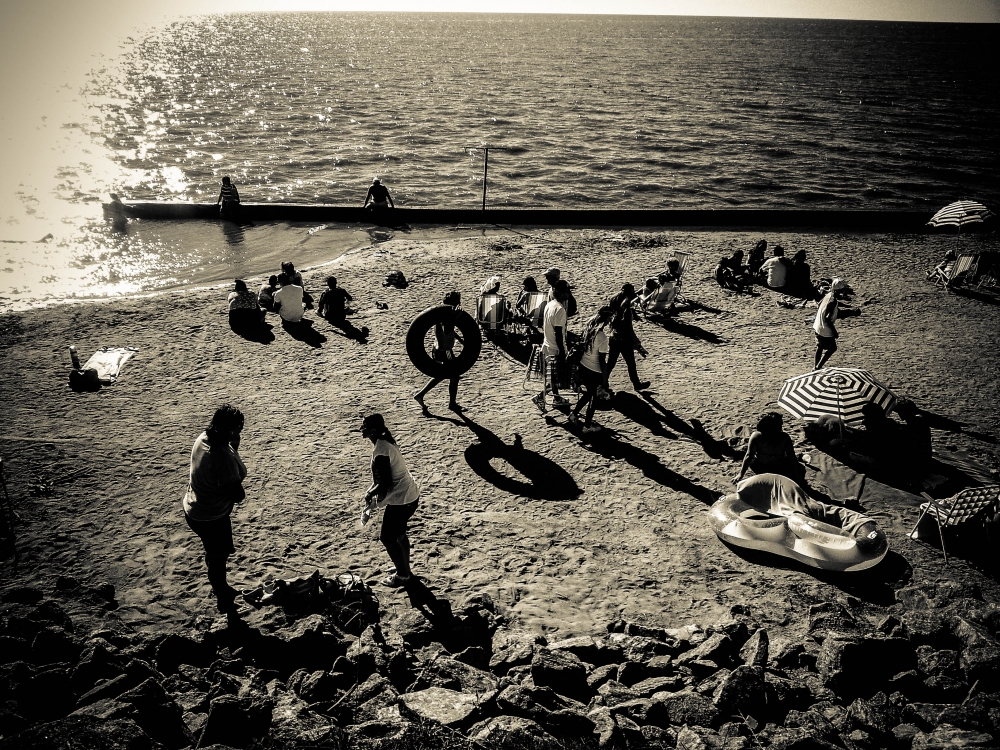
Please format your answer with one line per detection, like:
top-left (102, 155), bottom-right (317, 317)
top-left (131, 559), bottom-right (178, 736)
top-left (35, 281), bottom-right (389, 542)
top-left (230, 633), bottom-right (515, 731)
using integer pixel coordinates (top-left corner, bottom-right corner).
top-left (715, 239), bottom-right (817, 298)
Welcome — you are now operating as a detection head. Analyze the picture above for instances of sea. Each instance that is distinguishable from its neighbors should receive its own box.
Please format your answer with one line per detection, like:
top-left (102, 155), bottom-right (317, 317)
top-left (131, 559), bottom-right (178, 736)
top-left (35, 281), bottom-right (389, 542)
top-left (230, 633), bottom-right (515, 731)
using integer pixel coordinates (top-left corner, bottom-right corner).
top-left (1, 13), bottom-right (997, 312)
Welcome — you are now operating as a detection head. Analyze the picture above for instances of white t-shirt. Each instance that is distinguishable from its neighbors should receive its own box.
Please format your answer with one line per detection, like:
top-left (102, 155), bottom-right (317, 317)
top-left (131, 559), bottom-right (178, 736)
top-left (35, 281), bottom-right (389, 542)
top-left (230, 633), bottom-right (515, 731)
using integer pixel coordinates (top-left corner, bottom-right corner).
top-left (542, 299), bottom-right (567, 357)
top-left (274, 284), bottom-right (305, 322)
top-left (762, 257), bottom-right (788, 288)
top-left (580, 328), bottom-right (610, 373)
top-left (813, 292), bottom-right (839, 337)
top-left (372, 439), bottom-right (420, 506)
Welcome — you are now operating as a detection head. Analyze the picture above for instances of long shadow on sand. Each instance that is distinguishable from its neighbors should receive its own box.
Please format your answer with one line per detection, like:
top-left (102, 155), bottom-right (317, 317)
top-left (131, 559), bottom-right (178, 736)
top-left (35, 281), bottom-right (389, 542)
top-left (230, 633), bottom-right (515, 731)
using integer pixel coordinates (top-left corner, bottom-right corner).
top-left (917, 407), bottom-right (997, 445)
top-left (323, 317), bottom-right (370, 344)
top-left (580, 428), bottom-right (718, 505)
top-left (485, 332), bottom-right (536, 366)
top-left (282, 319), bottom-right (327, 348)
top-left (230, 321), bottom-right (276, 344)
top-left (460, 412), bottom-right (581, 501)
top-left (645, 314), bottom-right (724, 344)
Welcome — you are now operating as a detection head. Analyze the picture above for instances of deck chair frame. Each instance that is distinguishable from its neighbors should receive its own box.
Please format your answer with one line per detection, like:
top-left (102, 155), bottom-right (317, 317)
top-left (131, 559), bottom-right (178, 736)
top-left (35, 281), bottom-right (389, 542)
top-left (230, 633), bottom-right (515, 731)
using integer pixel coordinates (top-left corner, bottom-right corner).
top-left (908, 484), bottom-right (1000, 564)
top-left (929, 253), bottom-right (979, 289)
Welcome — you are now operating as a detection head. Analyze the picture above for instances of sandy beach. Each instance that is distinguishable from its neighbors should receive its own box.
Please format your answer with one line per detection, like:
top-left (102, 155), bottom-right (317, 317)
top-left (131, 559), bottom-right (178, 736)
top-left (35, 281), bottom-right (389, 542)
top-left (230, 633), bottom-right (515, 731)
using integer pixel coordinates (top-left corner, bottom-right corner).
top-left (2, 224), bottom-right (1000, 644)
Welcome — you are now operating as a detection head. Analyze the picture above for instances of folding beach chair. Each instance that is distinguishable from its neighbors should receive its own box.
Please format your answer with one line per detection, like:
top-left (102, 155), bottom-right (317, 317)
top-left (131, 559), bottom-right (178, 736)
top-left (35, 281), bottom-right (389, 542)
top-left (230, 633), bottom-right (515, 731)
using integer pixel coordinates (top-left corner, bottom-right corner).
top-left (510, 290), bottom-right (547, 337)
top-left (672, 250), bottom-right (690, 304)
top-left (476, 293), bottom-right (508, 334)
top-left (908, 484), bottom-right (1000, 564)
top-left (928, 253), bottom-right (979, 289)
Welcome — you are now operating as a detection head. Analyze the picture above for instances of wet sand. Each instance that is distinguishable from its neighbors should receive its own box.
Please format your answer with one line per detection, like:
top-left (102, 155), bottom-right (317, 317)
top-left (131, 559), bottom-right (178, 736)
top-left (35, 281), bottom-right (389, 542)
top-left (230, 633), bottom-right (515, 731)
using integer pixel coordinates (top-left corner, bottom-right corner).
top-left (2, 225), bottom-right (999, 640)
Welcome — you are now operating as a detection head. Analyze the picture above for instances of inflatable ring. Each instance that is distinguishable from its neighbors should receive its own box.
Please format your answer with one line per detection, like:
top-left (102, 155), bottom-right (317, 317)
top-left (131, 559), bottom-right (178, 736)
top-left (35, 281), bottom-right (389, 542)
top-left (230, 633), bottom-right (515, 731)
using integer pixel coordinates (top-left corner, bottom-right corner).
top-left (406, 306), bottom-right (482, 379)
top-left (709, 479), bottom-right (887, 572)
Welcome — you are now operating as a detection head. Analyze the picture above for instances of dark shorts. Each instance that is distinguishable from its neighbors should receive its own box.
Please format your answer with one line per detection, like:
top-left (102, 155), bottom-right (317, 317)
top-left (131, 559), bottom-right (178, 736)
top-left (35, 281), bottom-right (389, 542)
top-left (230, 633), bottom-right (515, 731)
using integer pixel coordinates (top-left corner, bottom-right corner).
top-left (815, 333), bottom-right (837, 350)
top-left (380, 500), bottom-right (418, 542)
top-left (186, 513), bottom-right (235, 558)
top-left (579, 365), bottom-right (603, 391)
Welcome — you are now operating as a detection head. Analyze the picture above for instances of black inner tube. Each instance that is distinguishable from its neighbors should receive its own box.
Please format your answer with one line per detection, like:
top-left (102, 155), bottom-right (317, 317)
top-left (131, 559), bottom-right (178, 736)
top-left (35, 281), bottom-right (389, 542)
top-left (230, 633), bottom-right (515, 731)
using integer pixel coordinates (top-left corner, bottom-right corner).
top-left (406, 306), bottom-right (482, 378)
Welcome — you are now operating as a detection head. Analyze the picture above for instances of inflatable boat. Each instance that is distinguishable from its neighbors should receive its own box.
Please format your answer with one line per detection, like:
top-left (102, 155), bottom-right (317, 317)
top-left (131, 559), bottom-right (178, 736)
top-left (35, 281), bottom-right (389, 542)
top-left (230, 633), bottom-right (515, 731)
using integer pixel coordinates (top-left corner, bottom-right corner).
top-left (710, 473), bottom-right (887, 572)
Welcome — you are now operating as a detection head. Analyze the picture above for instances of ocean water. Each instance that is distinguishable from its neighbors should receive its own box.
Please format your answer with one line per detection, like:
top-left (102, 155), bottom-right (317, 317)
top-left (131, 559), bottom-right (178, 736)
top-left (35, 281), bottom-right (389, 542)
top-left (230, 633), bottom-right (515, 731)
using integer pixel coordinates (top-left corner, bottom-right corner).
top-left (2, 13), bottom-right (997, 311)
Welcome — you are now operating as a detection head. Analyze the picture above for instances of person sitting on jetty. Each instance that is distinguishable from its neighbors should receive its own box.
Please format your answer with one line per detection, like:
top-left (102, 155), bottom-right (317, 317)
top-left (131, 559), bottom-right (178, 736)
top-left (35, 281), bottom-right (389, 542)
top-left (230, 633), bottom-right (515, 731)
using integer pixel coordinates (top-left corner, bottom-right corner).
top-left (747, 239), bottom-right (768, 276)
top-left (106, 193), bottom-right (129, 232)
top-left (228, 279), bottom-right (265, 327)
top-left (759, 245), bottom-right (790, 289)
top-left (258, 275), bottom-right (278, 312)
top-left (414, 291), bottom-right (463, 413)
top-left (273, 272), bottom-right (305, 324)
top-left (318, 275), bottom-right (353, 324)
top-left (364, 177), bottom-right (395, 209)
top-left (281, 261), bottom-right (313, 308)
top-left (787, 249), bottom-right (817, 299)
top-left (215, 176), bottom-right (241, 220)
top-left (734, 411), bottom-right (805, 485)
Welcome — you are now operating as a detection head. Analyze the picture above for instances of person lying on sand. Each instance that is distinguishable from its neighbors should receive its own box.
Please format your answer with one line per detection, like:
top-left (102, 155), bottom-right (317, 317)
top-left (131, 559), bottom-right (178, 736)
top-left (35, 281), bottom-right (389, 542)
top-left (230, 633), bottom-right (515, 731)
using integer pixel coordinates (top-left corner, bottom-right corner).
top-left (734, 411), bottom-right (805, 485)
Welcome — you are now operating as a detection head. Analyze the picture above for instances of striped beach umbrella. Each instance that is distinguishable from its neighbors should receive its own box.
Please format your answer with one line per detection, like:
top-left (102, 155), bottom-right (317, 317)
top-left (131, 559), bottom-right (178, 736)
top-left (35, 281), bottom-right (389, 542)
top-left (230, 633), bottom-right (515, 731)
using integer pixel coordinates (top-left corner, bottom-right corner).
top-left (777, 367), bottom-right (897, 425)
top-left (927, 200), bottom-right (994, 232)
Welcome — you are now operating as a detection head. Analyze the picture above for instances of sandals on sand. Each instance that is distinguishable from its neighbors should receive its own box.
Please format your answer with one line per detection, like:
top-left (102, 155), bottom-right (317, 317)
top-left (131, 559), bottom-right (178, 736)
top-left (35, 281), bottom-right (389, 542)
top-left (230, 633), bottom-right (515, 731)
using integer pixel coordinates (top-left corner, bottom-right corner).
top-left (382, 573), bottom-right (412, 588)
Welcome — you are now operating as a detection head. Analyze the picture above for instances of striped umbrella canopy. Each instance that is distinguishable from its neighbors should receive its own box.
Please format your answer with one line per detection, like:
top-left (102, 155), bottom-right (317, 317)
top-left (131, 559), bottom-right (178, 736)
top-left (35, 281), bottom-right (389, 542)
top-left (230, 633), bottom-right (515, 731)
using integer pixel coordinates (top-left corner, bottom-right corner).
top-left (927, 200), bottom-right (994, 232)
top-left (777, 367), bottom-right (897, 425)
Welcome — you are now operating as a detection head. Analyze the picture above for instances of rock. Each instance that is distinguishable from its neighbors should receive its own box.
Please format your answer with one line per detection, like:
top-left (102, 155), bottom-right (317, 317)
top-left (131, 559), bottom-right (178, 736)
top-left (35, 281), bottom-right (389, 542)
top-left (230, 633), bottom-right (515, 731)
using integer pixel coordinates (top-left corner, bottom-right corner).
top-left (614, 713), bottom-right (644, 745)
top-left (1, 587), bottom-right (43, 605)
top-left (114, 677), bottom-right (194, 750)
top-left (617, 660), bottom-right (647, 686)
top-left (910, 723), bottom-right (996, 749)
top-left (936, 697), bottom-right (993, 734)
top-left (347, 623), bottom-right (407, 687)
top-left (917, 646), bottom-right (962, 678)
top-left (453, 646), bottom-right (489, 671)
top-left (809, 602), bottom-right (864, 640)
top-left (70, 698), bottom-right (133, 721)
top-left (392, 609), bottom-right (437, 649)
top-left (154, 634), bottom-right (209, 675)
top-left (955, 619), bottom-right (997, 651)
top-left (625, 621), bottom-right (668, 640)
top-left (198, 694), bottom-right (258, 748)
top-left (347, 674), bottom-right (399, 724)
top-left (544, 707), bottom-right (596, 738)
top-left (764, 673), bottom-right (812, 720)
top-left (409, 655), bottom-right (498, 697)
top-left (296, 670), bottom-right (341, 704)
top-left (587, 663), bottom-right (618, 690)
top-left (924, 675), bottom-right (969, 702)
top-left (471, 715), bottom-right (559, 747)
top-left (276, 614), bottom-right (343, 673)
top-left (71, 644), bottom-right (126, 694)
top-left (489, 629), bottom-right (545, 675)
top-left (607, 632), bottom-right (677, 662)
top-left (496, 684), bottom-right (578, 724)
top-left (902, 611), bottom-right (959, 649)
top-left (675, 725), bottom-right (709, 750)
top-left (893, 723), bottom-right (922, 745)
top-left (531, 648), bottom-right (589, 701)
top-left (632, 676), bottom-right (683, 697)
top-left (904, 702), bottom-right (952, 730)
top-left (678, 633), bottom-right (733, 667)
top-left (772, 641), bottom-right (808, 670)
top-left (549, 635), bottom-right (603, 665)
top-left (611, 697), bottom-right (655, 724)
top-left (267, 690), bottom-right (338, 747)
top-left (0, 716), bottom-right (156, 750)
top-left (896, 582), bottom-right (981, 611)
top-left (597, 679), bottom-right (640, 707)
top-left (0, 636), bottom-right (29, 666)
top-left (961, 644), bottom-right (1000, 688)
top-left (650, 689), bottom-right (720, 728)
top-left (878, 615), bottom-right (907, 638)
top-left (696, 668), bottom-right (732, 698)
top-left (784, 708), bottom-right (840, 744)
top-left (19, 665), bottom-right (75, 723)
top-left (817, 636), bottom-right (916, 698)
top-left (587, 707), bottom-right (619, 749)
top-left (641, 724), bottom-right (678, 748)
top-left (77, 673), bottom-right (142, 709)
top-left (768, 727), bottom-right (842, 749)
top-left (398, 687), bottom-right (482, 728)
top-left (740, 629), bottom-right (769, 669)
top-left (713, 665), bottom-right (765, 718)
top-left (31, 627), bottom-right (80, 666)
top-left (887, 670), bottom-right (927, 698)
top-left (847, 691), bottom-right (900, 737)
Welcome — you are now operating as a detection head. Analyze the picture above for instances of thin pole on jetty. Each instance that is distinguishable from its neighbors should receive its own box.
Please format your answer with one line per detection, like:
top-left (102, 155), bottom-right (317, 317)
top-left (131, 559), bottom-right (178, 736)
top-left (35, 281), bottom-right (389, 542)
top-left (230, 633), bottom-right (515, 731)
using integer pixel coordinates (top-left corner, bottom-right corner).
top-left (466, 145), bottom-right (510, 211)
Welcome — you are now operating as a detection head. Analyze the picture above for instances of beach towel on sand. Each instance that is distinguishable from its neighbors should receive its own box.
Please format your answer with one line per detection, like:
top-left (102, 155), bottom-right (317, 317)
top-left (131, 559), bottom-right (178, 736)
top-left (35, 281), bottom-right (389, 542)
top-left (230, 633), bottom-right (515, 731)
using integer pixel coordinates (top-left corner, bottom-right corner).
top-left (82, 347), bottom-right (138, 384)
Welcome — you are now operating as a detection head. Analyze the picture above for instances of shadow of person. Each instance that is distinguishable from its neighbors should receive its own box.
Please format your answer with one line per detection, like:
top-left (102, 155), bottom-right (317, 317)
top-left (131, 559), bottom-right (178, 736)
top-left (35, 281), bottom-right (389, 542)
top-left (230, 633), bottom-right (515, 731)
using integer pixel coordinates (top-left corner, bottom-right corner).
top-left (489, 332), bottom-right (536, 366)
top-left (648, 315), bottom-right (724, 344)
top-left (402, 577), bottom-right (456, 629)
top-left (324, 317), bottom-right (370, 344)
top-left (459, 412), bottom-right (582, 501)
top-left (610, 392), bottom-right (680, 439)
top-left (230, 320), bottom-right (276, 345)
top-left (581, 429), bottom-right (719, 505)
top-left (282, 319), bottom-right (327, 348)
top-left (638, 393), bottom-right (743, 460)
top-left (917, 407), bottom-right (997, 445)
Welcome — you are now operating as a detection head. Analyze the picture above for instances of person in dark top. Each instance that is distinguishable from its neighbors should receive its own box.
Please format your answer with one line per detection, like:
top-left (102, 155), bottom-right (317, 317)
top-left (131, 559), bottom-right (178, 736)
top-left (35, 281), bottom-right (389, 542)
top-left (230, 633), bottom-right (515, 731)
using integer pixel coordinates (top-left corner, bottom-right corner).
top-left (215, 176), bottom-right (241, 220)
top-left (747, 239), bottom-right (767, 276)
top-left (606, 283), bottom-right (650, 393)
top-left (364, 177), bottom-right (395, 209)
top-left (318, 276), bottom-right (353, 323)
top-left (788, 249), bottom-right (817, 299)
top-left (414, 292), bottom-right (463, 413)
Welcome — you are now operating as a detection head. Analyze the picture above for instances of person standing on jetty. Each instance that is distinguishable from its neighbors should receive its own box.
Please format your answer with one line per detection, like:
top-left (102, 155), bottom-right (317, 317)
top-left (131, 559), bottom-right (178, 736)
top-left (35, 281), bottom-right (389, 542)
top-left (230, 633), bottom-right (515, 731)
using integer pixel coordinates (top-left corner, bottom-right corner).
top-left (532, 280), bottom-right (571, 412)
top-left (606, 283), bottom-right (651, 393)
top-left (414, 291), bottom-right (463, 413)
top-left (215, 176), bottom-right (241, 221)
top-left (814, 278), bottom-right (848, 369)
top-left (182, 405), bottom-right (247, 614)
top-left (362, 414), bottom-right (420, 588)
top-left (363, 177), bottom-right (395, 209)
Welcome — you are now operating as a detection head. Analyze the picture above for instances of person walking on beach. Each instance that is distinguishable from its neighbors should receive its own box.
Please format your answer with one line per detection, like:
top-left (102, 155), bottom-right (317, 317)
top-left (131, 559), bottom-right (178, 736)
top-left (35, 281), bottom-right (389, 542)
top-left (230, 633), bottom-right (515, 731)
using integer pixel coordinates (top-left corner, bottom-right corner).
top-left (569, 305), bottom-right (614, 433)
top-left (182, 405), bottom-right (247, 614)
top-left (414, 291), bottom-right (463, 413)
top-left (813, 278), bottom-right (848, 369)
top-left (606, 283), bottom-right (650, 393)
top-left (362, 414), bottom-right (420, 587)
top-left (215, 176), bottom-right (241, 221)
top-left (364, 177), bottom-right (395, 209)
top-left (532, 280), bottom-right (571, 412)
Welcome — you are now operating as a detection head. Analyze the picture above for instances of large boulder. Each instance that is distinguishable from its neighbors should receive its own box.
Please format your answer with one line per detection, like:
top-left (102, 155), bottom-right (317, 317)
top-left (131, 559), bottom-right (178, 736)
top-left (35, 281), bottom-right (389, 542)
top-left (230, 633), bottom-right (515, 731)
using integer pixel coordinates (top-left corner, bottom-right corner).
top-left (740, 629), bottom-right (769, 669)
top-left (910, 723), bottom-right (996, 750)
top-left (548, 635), bottom-right (604, 665)
top-left (471, 715), bottom-right (560, 748)
top-left (154, 634), bottom-right (210, 675)
top-left (606, 633), bottom-right (677, 662)
top-left (846, 691), bottom-right (901, 738)
top-left (896, 583), bottom-right (981, 611)
top-left (113, 677), bottom-right (194, 750)
top-left (345, 674), bottom-right (400, 724)
top-left (0, 716), bottom-right (156, 750)
top-left (678, 633), bottom-right (734, 667)
top-left (648, 689), bottom-right (720, 729)
top-left (961, 644), bottom-right (1000, 688)
top-left (71, 644), bottom-right (126, 694)
top-left (267, 690), bottom-right (339, 747)
top-left (597, 679), bottom-right (641, 707)
top-left (275, 614), bottom-right (343, 674)
top-left (31, 627), bottom-right (81, 666)
top-left (198, 691), bottom-right (273, 748)
top-left (531, 648), bottom-right (589, 701)
top-left (808, 602), bottom-right (865, 640)
top-left (346, 623), bottom-right (408, 688)
top-left (816, 636), bottom-right (915, 698)
top-left (489, 629), bottom-right (546, 675)
top-left (763, 674), bottom-right (812, 721)
top-left (408, 654), bottom-right (498, 697)
top-left (713, 666), bottom-right (765, 719)
top-left (398, 687), bottom-right (482, 728)
top-left (17, 665), bottom-right (75, 723)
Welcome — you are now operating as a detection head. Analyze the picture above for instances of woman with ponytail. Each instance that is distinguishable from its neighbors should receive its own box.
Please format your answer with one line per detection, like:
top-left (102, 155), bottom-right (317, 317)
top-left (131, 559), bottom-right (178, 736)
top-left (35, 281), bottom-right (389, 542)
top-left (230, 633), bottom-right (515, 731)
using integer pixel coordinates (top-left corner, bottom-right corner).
top-left (568, 306), bottom-right (615, 434)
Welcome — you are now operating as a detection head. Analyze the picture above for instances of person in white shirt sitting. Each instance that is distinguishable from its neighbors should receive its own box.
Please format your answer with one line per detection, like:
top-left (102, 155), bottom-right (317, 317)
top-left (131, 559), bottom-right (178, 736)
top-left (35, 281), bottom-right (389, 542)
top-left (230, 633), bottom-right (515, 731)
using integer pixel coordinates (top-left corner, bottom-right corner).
top-left (759, 246), bottom-right (791, 289)
top-left (272, 272), bottom-right (305, 324)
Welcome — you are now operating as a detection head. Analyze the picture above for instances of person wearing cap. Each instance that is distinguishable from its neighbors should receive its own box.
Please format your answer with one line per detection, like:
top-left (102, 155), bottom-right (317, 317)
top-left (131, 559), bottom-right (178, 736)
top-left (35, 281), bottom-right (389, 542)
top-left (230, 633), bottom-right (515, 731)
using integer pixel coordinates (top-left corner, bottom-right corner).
top-left (361, 413), bottom-right (419, 587)
top-left (813, 278), bottom-right (848, 369)
top-left (532, 280), bottom-right (571, 412)
top-left (364, 177), bottom-right (395, 209)
top-left (544, 267), bottom-right (578, 318)
top-left (606, 283), bottom-right (651, 393)
top-left (414, 292), bottom-right (463, 413)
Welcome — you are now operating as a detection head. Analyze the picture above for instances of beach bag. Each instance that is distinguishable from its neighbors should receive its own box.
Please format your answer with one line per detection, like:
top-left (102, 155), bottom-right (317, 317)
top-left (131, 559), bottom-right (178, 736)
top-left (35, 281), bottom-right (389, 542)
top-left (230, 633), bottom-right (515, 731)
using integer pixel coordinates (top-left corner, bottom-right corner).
top-left (321, 573), bottom-right (379, 631)
top-left (321, 572), bottom-right (374, 604)
top-left (383, 270), bottom-right (408, 289)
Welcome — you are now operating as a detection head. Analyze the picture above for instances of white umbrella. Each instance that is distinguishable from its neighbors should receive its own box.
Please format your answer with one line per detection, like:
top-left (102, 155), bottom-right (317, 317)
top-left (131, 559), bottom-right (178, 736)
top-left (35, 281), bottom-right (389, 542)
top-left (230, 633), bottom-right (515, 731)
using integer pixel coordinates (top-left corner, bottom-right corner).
top-left (777, 367), bottom-right (897, 426)
top-left (927, 200), bottom-right (994, 232)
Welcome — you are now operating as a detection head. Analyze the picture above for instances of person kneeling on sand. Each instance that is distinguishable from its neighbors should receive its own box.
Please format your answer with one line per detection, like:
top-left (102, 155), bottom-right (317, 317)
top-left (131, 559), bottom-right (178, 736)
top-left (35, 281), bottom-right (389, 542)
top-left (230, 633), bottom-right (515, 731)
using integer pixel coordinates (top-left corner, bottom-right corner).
top-left (182, 405), bottom-right (247, 614)
top-left (362, 414), bottom-right (419, 588)
top-left (414, 292), bottom-right (463, 413)
top-left (734, 411), bottom-right (805, 485)
top-left (532, 280), bottom-right (571, 412)
top-left (273, 272), bottom-right (305, 324)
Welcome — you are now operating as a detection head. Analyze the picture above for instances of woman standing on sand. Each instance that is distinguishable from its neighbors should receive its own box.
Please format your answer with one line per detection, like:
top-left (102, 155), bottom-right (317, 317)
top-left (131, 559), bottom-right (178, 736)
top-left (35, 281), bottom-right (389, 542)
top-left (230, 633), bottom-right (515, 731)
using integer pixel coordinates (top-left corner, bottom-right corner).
top-left (568, 306), bottom-right (614, 434)
top-left (362, 414), bottom-right (420, 588)
top-left (182, 405), bottom-right (247, 614)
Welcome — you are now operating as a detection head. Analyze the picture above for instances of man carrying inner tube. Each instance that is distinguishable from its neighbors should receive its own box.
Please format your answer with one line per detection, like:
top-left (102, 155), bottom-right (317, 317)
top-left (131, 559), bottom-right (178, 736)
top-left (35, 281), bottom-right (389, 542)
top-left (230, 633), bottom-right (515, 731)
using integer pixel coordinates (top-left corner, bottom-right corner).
top-left (414, 291), bottom-right (463, 413)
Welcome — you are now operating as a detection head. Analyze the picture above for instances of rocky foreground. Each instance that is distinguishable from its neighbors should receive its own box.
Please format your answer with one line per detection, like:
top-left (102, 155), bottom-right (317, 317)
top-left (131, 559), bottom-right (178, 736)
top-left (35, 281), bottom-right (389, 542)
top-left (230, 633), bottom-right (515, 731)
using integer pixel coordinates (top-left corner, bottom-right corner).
top-left (2, 576), bottom-right (1000, 750)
